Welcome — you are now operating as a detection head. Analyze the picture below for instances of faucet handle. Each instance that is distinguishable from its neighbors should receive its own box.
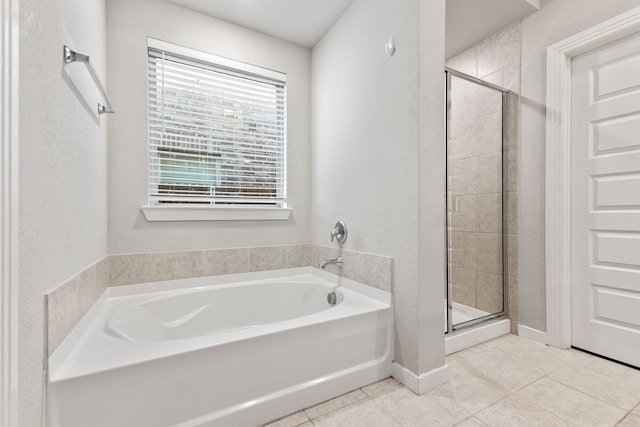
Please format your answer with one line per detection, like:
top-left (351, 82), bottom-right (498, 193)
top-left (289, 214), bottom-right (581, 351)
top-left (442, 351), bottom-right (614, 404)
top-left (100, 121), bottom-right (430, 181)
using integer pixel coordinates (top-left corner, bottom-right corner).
top-left (330, 221), bottom-right (347, 244)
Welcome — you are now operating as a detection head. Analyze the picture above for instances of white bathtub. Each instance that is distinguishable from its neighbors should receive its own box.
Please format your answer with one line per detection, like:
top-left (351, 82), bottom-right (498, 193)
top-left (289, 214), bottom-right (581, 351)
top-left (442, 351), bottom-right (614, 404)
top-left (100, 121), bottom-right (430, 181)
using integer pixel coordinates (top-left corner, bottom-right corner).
top-left (47, 267), bottom-right (393, 427)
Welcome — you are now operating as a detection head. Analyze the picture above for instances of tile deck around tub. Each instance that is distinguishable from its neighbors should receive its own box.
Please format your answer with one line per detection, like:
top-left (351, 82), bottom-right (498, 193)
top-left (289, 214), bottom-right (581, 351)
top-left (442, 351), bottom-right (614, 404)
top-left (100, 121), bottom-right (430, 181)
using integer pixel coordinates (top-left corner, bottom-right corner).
top-left (265, 334), bottom-right (640, 427)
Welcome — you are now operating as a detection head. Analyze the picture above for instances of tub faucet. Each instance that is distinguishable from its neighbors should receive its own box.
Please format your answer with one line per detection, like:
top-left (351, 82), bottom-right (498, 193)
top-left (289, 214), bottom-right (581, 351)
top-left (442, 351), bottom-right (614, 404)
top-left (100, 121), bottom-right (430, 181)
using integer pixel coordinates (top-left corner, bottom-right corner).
top-left (318, 256), bottom-right (343, 269)
top-left (319, 220), bottom-right (348, 269)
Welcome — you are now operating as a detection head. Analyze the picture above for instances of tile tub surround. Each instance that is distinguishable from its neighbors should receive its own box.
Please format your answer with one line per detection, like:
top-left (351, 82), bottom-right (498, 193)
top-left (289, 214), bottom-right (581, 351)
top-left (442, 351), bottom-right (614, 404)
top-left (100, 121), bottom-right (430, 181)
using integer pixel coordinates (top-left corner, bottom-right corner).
top-left (108, 245), bottom-right (312, 286)
top-left (45, 257), bottom-right (109, 356)
top-left (310, 245), bottom-right (393, 293)
top-left (265, 334), bottom-right (640, 427)
top-left (108, 244), bottom-right (393, 292)
top-left (446, 22), bottom-right (521, 333)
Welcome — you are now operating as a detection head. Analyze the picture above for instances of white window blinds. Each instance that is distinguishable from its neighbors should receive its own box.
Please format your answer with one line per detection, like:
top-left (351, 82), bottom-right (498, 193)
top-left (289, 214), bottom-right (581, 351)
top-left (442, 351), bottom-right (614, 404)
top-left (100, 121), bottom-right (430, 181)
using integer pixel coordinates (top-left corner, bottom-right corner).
top-left (147, 39), bottom-right (287, 207)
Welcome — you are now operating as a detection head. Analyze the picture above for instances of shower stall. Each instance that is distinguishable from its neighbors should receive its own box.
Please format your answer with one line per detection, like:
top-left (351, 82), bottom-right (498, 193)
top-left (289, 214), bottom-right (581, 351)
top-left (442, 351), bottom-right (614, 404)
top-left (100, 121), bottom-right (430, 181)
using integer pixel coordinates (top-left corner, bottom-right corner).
top-left (444, 68), bottom-right (509, 335)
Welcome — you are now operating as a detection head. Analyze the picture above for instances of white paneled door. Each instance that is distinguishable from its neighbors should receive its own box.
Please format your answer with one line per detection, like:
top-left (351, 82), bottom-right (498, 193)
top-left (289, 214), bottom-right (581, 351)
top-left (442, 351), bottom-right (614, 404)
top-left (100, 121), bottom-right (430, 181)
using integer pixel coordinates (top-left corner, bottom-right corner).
top-left (571, 31), bottom-right (640, 368)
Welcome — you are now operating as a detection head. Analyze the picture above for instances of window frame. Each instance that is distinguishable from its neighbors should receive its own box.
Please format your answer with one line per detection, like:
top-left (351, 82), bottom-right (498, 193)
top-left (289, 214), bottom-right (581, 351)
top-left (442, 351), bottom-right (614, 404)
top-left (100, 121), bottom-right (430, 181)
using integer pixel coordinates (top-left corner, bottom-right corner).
top-left (142, 38), bottom-right (291, 221)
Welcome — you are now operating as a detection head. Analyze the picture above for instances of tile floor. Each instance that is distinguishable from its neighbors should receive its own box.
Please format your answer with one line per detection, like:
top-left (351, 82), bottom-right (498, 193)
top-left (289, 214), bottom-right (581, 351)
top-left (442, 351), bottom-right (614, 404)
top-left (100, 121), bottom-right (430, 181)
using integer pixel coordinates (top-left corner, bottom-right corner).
top-left (265, 334), bottom-right (640, 427)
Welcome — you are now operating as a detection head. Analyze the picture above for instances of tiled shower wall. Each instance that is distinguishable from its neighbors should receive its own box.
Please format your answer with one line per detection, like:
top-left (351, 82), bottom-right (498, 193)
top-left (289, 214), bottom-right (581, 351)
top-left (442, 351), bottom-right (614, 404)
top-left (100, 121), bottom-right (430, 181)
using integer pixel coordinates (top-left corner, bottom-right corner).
top-left (445, 22), bottom-right (520, 332)
top-left (46, 245), bottom-right (392, 355)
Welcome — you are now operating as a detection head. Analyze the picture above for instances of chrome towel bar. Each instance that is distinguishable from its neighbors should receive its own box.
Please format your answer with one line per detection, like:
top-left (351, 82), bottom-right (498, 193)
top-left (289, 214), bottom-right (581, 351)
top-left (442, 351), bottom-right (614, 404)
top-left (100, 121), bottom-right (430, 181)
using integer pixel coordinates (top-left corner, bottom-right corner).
top-left (63, 45), bottom-right (115, 115)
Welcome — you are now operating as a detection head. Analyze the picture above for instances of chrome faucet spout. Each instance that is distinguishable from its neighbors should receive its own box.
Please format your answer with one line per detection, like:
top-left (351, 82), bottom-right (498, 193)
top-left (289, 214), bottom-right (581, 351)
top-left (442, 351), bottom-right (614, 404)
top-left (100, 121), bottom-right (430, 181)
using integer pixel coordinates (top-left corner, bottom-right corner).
top-left (318, 256), bottom-right (343, 269)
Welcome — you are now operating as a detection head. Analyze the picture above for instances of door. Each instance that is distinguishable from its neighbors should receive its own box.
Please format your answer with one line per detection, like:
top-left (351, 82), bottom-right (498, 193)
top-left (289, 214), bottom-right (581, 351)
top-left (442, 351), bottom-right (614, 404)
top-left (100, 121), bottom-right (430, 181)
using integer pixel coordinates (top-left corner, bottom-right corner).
top-left (445, 70), bottom-right (507, 333)
top-left (571, 31), bottom-right (640, 367)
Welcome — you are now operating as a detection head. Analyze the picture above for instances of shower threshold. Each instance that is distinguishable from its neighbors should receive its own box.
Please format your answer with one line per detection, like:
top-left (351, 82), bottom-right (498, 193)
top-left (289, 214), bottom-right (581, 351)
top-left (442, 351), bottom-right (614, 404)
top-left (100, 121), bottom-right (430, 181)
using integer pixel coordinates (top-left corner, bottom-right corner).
top-left (443, 300), bottom-right (491, 332)
top-left (443, 300), bottom-right (510, 354)
top-left (445, 316), bottom-right (510, 355)
top-left (452, 302), bottom-right (490, 325)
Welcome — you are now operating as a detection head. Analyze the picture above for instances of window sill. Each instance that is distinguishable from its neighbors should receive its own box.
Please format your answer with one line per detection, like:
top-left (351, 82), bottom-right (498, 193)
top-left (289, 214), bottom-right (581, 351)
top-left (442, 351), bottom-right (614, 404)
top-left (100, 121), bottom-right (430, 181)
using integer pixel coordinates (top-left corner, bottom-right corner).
top-left (141, 205), bottom-right (292, 222)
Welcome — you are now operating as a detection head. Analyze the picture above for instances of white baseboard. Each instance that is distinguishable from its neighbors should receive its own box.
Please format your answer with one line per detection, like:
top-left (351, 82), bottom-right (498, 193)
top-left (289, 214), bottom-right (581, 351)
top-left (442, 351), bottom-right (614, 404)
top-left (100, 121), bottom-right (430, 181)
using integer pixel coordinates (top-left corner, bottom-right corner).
top-left (518, 324), bottom-right (547, 345)
top-left (391, 363), bottom-right (449, 395)
top-left (445, 318), bottom-right (511, 355)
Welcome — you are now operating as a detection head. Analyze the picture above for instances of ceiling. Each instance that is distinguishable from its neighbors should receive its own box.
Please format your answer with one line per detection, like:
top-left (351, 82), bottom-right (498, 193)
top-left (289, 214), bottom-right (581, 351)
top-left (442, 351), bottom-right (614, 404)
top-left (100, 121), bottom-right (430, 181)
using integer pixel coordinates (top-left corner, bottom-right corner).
top-left (163, 0), bottom-right (540, 55)
top-left (445, 0), bottom-right (540, 58)
top-left (163, 0), bottom-right (355, 48)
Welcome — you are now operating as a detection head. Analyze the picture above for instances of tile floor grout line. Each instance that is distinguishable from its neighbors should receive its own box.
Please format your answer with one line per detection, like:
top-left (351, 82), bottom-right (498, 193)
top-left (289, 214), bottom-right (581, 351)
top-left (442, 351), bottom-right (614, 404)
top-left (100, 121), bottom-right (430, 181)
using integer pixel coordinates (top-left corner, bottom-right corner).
top-left (632, 402), bottom-right (640, 418)
top-left (543, 374), bottom-right (636, 414)
top-left (514, 376), bottom-right (627, 427)
top-left (464, 395), bottom-right (510, 426)
top-left (455, 415), bottom-right (483, 427)
top-left (501, 368), bottom-right (551, 395)
top-left (372, 391), bottom-right (406, 426)
top-left (503, 392), bottom-right (581, 426)
top-left (614, 412), bottom-right (635, 426)
top-left (470, 383), bottom-right (577, 427)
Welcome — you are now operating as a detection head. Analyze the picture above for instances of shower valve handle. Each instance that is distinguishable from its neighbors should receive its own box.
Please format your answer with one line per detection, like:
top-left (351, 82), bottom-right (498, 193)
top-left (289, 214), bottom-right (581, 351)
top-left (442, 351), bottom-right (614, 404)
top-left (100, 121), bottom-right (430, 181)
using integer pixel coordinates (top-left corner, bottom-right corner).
top-left (330, 221), bottom-right (348, 245)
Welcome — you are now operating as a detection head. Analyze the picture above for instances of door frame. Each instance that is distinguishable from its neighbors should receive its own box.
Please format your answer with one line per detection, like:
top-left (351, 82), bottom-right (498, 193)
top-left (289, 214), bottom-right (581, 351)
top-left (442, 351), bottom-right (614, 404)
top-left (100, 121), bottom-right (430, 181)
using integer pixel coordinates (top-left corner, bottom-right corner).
top-left (1, 0), bottom-right (19, 424)
top-left (545, 6), bottom-right (640, 349)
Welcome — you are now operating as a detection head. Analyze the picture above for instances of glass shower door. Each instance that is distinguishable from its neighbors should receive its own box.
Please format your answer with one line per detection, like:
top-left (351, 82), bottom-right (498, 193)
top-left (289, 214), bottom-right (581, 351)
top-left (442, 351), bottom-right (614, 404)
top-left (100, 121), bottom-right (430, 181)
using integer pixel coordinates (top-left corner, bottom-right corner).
top-left (445, 69), bottom-right (507, 332)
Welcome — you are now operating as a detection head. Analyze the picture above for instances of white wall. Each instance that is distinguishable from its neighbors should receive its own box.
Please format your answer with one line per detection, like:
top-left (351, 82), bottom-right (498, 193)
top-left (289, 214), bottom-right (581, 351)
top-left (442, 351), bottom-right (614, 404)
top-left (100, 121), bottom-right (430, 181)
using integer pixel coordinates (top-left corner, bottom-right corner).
top-left (18, 0), bottom-right (108, 424)
top-left (312, 0), bottom-right (446, 376)
top-left (519, 0), bottom-right (640, 332)
top-left (106, 0), bottom-right (311, 254)
top-left (418, 0), bottom-right (447, 376)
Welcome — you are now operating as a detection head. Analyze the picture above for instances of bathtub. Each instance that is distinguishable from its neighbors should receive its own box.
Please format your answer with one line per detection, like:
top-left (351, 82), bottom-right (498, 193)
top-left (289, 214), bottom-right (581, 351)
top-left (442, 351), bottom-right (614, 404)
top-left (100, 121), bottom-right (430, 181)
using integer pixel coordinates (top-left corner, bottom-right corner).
top-left (47, 267), bottom-right (393, 427)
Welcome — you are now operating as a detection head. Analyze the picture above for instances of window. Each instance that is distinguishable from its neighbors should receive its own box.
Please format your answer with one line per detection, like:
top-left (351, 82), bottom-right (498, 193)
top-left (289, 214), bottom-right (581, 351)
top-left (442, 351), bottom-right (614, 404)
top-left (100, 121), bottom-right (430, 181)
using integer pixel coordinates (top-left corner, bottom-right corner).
top-left (147, 38), bottom-right (287, 210)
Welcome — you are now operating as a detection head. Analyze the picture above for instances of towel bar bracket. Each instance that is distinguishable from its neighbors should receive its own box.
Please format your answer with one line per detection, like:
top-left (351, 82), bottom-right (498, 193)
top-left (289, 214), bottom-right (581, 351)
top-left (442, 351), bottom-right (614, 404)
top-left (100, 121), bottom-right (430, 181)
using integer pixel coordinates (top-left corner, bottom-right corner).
top-left (63, 45), bottom-right (88, 64)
